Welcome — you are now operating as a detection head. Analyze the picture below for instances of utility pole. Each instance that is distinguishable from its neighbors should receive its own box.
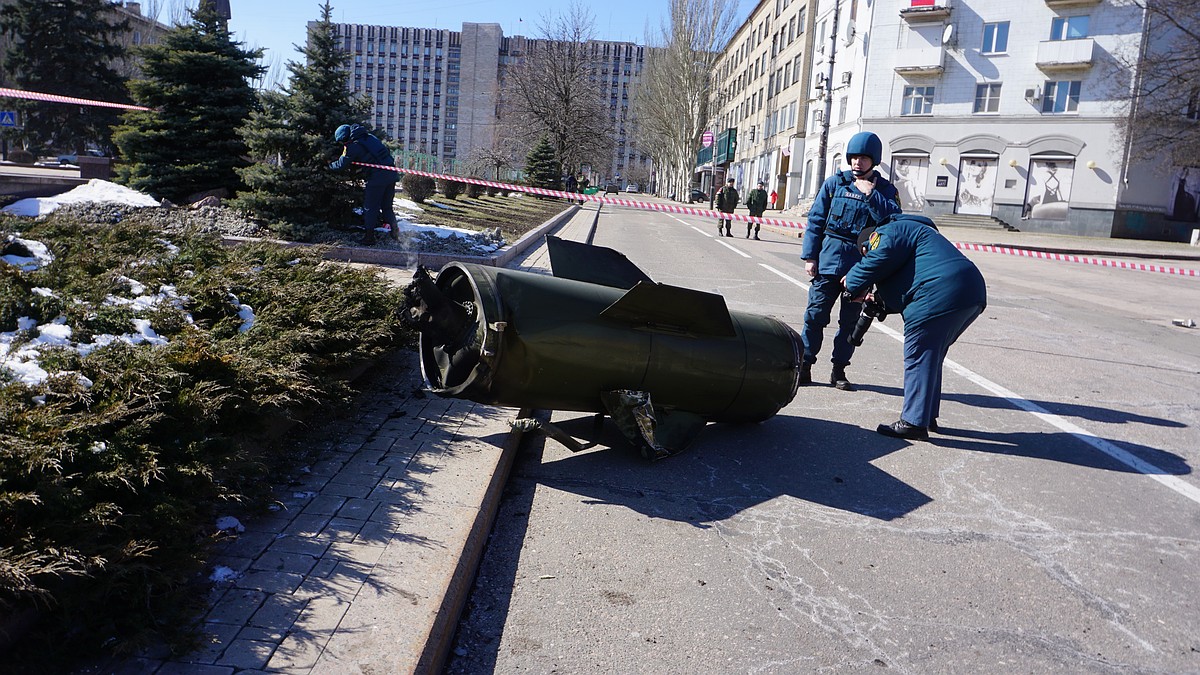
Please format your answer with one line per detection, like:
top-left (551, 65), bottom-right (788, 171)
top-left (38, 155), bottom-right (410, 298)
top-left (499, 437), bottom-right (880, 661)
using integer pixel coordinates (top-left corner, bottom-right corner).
top-left (814, 0), bottom-right (841, 182)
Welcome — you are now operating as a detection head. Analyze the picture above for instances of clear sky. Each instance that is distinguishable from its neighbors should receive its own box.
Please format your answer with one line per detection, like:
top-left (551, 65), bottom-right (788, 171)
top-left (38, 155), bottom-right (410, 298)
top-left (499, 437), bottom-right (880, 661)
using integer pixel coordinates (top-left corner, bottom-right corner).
top-left (224, 0), bottom-right (734, 84)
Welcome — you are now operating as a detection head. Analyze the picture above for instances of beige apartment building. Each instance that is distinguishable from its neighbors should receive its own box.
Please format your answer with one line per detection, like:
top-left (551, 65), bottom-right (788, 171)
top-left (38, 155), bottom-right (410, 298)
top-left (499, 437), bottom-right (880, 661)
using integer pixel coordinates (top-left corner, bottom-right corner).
top-left (707, 0), bottom-right (818, 207)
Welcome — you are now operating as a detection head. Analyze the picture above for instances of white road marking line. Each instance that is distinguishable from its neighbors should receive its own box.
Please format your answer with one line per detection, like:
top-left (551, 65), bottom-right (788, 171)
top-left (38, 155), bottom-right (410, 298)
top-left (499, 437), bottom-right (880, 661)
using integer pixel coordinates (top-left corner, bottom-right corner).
top-left (718, 239), bottom-right (752, 258)
top-left (760, 264), bottom-right (1200, 506)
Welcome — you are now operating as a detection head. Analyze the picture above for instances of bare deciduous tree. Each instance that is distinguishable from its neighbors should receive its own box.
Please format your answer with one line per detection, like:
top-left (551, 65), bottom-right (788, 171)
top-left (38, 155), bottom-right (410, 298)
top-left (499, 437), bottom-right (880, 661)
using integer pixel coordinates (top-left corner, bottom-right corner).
top-left (632, 0), bottom-right (738, 199)
top-left (1113, 0), bottom-right (1200, 167)
top-left (502, 1), bottom-right (613, 175)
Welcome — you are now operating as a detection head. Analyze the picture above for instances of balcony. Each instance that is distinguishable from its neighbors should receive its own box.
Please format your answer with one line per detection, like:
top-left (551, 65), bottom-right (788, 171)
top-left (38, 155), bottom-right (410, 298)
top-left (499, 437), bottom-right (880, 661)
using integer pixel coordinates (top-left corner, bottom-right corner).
top-left (1045, 0), bottom-right (1100, 6)
top-left (900, 0), bottom-right (951, 22)
top-left (1036, 38), bottom-right (1096, 71)
top-left (894, 45), bottom-right (945, 76)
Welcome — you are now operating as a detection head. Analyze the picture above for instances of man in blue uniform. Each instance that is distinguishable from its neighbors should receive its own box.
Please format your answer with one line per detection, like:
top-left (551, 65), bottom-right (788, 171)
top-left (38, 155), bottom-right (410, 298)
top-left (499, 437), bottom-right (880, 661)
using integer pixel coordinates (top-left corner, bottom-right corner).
top-left (800, 131), bottom-right (901, 390)
top-left (843, 214), bottom-right (987, 440)
top-left (329, 124), bottom-right (399, 245)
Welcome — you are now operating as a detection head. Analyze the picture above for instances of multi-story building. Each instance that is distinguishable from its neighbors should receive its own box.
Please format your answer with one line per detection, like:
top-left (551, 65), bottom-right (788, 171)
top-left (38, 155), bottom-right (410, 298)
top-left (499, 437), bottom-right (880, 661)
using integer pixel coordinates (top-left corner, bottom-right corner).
top-left (710, 0), bottom-right (818, 206)
top-left (859, 0), bottom-right (1174, 238)
top-left (327, 20), bottom-right (650, 185)
top-left (715, 0), bottom-right (1196, 240)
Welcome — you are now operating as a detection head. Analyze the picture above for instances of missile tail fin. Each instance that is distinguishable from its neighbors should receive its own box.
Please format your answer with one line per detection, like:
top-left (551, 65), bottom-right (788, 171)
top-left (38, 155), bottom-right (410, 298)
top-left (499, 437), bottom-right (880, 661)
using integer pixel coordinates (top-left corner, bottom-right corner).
top-left (547, 235), bottom-right (654, 289)
top-left (600, 282), bottom-right (737, 337)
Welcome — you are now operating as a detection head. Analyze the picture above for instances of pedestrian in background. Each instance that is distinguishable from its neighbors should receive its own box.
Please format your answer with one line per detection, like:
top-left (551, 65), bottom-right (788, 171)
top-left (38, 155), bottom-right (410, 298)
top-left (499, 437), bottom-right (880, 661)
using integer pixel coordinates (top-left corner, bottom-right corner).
top-left (715, 178), bottom-right (739, 237)
top-left (843, 214), bottom-right (987, 440)
top-left (565, 173), bottom-right (579, 204)
top-left (578, 175), bottom-right (590, 204)
top-left (328, 123), bottom-right (399, 245)
top-left (770, 189), bottom-right (778, 209)
top-left (799, 131), bottom-right (901, 390)
top-left (744, 180), bottom-right (768, 239)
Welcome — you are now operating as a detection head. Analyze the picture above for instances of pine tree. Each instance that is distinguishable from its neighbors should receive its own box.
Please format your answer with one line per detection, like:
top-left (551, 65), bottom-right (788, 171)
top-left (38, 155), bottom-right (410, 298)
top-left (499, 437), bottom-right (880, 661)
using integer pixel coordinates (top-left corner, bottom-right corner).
top-left (111, 6), bottom-right (264, 203)
top-left (231, 2), bottom-right (371, 240)
top-left (525, 137), bottom-right (563, 191)
top-left (0, 0), bottom-right (129, 154)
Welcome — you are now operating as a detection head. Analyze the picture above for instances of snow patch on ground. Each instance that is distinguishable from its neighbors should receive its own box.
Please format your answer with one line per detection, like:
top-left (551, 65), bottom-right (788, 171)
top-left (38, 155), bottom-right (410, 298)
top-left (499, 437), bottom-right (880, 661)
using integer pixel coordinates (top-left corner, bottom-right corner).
top-left (2, 179), bottom-right (161, 217)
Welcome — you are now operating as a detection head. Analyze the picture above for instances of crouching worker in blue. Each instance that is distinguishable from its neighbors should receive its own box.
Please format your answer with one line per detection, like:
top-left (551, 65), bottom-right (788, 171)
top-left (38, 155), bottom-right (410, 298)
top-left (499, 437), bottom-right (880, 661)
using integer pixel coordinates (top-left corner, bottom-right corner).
top-left (842, 214), bottom-right (987, 440)
top-left (329, 124), bottom-right (399, 245)
top-left (800, 131), bottom-right (901, 390)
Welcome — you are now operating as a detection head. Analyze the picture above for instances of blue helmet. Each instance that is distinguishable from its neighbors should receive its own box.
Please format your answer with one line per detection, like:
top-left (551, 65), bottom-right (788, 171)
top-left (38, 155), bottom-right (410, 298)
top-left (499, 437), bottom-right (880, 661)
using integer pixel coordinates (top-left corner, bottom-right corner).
top-left (334, 124), bottom-right (352, 142)
top-left (846, 131), bottom-right (883, 166)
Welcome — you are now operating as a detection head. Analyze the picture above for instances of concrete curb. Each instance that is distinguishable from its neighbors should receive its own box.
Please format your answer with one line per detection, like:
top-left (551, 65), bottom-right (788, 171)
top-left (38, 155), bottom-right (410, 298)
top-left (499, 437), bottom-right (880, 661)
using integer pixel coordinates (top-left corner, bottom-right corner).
top-left (415, 407), bottom-right (535, 674)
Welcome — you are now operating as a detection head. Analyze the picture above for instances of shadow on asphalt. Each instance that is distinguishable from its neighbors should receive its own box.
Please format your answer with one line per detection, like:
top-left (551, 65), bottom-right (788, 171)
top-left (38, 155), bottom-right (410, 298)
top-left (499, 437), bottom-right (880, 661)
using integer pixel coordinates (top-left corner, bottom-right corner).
top-left (529, 413), bottom-right (933, 524)
top-left (853, 385), bottom-right (1191, 475)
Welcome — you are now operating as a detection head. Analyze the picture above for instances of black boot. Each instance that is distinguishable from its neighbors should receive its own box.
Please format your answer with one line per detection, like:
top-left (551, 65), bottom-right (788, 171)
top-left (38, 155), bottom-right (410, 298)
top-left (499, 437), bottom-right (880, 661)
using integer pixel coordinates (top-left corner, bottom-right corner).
top-left (831, 365), bottom-right (854, 391)
top-left (877, 420), bottom-right (929, 441)
top-left (798, 362), bottom-right (812, 385)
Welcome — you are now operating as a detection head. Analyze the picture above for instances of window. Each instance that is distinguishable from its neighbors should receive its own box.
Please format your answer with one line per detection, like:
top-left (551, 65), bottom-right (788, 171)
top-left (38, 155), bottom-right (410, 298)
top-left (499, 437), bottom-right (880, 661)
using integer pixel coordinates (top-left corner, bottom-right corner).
top-left (974, 83), bottom-right (1002, 113)
top-left (1050, 15), bottom-right (1089, 41)
top-left (902, 86), bottom-right (935, 115)
top-left (982, 22), bottom-right (1009, 53)
top-left (1042, 80), bottom-right (1081, 113)
top-left (1188, 89), bottom-right (1200, 121)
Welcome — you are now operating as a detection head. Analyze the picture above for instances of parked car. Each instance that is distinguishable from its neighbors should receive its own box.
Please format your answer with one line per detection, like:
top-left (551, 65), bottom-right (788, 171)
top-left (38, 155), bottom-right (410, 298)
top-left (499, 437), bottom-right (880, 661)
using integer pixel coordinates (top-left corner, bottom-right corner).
top-left (625, 183), bottom-right (639, 193)
top-left (605, 184), bottom-right (620, 194)
top-left (689, 188), bottom-right (708, 203)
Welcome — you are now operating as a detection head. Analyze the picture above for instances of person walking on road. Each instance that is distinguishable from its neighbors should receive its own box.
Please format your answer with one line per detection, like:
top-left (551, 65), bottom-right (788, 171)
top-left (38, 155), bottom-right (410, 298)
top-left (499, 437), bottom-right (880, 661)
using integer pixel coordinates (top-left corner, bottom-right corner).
top-left (329, 123), bottom-right (399, 245)
top-left (745, 181), bottom-right (768, 239)
top-left (843, 214), bottom-right (987, 440)
top-left (800, 131), bottom-right (902, 390)
top-left (715, 178), bottom-right (739, 237)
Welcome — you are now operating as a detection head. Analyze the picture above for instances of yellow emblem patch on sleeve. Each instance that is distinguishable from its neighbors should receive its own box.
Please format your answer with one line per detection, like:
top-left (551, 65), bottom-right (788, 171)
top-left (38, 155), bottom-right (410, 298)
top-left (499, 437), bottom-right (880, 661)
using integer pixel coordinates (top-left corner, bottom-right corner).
top-left (868, 230), bottom-right (881, 251)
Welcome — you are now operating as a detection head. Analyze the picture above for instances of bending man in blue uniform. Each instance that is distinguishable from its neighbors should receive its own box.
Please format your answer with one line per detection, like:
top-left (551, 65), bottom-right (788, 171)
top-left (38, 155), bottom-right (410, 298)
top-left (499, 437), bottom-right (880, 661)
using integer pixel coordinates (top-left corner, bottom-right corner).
top-left (329, 124), bottom-right (399, 245)
top-left (842, 214), bottom-right (987, 440)
top-left (800, 131), bottom-right (901, 390)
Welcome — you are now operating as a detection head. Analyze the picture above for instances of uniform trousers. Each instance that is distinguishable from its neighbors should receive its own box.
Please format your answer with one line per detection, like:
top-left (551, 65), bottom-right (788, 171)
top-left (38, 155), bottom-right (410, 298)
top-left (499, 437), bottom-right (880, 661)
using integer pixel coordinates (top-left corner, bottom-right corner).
top-left (900, 303), bottom-right (986, 427)
top-left (801, 274), bottom-right (860, 366)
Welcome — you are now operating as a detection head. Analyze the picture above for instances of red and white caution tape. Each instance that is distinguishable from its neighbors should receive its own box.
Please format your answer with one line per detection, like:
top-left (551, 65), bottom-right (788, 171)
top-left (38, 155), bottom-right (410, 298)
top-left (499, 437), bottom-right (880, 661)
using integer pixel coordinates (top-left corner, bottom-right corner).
top-left (356, 162), bottom-right (1200, 278)
top-left (953, 242), bottom-right (1198, 277)
top-left (0, 87), bottom-right (149, 111)
top-left (353, 161), bottom-right (804, 230)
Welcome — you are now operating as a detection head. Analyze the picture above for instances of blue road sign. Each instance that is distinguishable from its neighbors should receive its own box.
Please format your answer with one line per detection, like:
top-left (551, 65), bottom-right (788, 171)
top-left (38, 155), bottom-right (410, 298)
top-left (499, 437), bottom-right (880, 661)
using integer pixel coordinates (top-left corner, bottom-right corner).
top-left (0, 111), bottom-right (15, 127)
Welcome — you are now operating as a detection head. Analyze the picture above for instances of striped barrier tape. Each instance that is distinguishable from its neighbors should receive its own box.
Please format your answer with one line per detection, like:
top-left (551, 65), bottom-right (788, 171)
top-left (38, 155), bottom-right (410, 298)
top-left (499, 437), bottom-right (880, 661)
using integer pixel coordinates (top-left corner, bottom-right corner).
top-left (359, 161), bottom-right (1200, 278)
top-left (352, 161), bottom-right (803, 230)
top-left (0, 87), bottom-right (150, 111)
top-left (952, 242), bottom-right (1199, 277)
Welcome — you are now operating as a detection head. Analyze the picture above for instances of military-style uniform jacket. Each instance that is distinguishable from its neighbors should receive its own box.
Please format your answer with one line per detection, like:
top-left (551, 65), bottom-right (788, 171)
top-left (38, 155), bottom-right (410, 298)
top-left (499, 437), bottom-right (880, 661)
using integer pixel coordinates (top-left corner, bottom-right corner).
top-left (745, 188), bottom-right (768, 217)
top-left (802, 170), bottom-right (901, 276)
top-left (329, 124), bottom-right (398, 185)
top-left (844, 214), bottom-right (987, 330)
top-left (716, 184), bottom-right (740, 213)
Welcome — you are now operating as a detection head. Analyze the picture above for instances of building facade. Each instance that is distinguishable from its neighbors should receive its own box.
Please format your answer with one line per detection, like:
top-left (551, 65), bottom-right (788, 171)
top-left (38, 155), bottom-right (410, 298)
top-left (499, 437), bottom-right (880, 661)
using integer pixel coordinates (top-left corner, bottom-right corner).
top-left (327, 20), bottom-right (650, 185)
top-left (709, 0), bottom-right (818, 206)
top-left (712, 0), bottom-right (1196, 240)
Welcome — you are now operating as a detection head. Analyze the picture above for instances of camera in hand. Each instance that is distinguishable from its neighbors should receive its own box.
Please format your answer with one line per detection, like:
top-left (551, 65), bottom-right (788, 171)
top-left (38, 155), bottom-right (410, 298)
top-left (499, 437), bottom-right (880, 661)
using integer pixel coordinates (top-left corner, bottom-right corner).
top-left (845, 293), bottom-right (888, 347)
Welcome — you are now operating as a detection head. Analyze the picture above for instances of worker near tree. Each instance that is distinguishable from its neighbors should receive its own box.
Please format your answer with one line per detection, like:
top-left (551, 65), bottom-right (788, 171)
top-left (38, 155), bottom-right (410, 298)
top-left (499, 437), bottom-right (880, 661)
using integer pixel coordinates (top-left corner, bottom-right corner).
top-left (329, 123), bottom-right (399, 245)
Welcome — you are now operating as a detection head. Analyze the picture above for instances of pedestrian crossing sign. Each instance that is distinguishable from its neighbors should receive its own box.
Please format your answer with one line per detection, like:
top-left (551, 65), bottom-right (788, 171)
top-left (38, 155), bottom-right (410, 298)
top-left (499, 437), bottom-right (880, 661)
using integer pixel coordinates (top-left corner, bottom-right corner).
top-left (0, 111), bottom-right (15, 127)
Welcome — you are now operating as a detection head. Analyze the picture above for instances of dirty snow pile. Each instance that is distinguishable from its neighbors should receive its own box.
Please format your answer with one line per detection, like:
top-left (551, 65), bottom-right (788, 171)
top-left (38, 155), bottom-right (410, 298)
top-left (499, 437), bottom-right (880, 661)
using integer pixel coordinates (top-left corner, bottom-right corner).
top-left (3, 178), bottom-right (161, 217)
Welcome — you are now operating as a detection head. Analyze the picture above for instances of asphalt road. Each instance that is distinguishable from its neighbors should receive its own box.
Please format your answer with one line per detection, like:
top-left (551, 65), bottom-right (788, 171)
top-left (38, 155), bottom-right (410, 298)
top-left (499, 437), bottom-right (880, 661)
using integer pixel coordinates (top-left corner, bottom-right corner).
top-left (445, 202), bottom-right (1200, 674)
